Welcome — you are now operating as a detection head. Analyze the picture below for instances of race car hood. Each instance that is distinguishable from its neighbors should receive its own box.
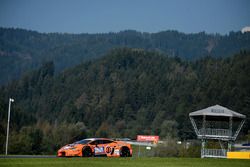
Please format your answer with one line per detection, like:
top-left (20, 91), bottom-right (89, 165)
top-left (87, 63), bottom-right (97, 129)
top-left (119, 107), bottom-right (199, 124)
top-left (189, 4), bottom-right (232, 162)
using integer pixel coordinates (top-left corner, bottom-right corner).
top-left (59, 143), bottom-right (83, 151)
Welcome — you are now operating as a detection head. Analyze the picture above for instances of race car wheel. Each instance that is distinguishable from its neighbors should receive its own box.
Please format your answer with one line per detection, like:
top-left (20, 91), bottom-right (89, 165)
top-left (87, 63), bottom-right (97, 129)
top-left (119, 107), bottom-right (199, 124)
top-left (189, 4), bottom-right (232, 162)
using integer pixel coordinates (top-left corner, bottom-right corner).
top-left (120, 147), bottom-right (131, 157)
top-left (82, 146), bottom-right (93, 157)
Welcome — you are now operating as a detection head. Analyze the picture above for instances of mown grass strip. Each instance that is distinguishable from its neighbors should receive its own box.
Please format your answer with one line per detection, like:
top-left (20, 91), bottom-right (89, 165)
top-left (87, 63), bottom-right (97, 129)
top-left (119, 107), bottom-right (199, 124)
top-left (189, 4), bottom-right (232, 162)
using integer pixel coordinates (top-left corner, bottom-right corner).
top-left (0, 157), bottom-right (249, 167)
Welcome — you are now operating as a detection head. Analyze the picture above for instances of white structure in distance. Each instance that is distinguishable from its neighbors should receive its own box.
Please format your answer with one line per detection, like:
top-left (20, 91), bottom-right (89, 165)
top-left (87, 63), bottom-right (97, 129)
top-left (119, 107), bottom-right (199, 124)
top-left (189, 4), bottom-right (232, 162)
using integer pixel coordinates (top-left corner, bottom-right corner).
top-left (241, 26), bottom-right (250, 33)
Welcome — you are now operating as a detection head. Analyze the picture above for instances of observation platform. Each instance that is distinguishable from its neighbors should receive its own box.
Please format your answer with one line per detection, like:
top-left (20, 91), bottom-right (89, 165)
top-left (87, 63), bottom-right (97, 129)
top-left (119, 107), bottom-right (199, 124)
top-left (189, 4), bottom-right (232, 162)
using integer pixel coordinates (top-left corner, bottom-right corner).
top-left (189, 105), bottom-right (246, 158)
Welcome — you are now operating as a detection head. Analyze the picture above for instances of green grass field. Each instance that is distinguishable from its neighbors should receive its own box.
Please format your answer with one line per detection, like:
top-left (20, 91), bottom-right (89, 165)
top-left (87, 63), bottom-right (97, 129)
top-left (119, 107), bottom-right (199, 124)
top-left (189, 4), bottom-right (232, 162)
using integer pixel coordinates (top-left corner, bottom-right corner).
top-left (0, 158), bottom-right (249, 167)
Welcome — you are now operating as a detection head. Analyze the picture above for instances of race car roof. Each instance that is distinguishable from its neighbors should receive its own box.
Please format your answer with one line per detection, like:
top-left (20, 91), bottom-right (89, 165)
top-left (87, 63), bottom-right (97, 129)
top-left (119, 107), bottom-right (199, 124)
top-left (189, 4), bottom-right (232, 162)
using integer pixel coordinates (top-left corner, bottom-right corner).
top-left (84, 138), bottom-right (114, 141)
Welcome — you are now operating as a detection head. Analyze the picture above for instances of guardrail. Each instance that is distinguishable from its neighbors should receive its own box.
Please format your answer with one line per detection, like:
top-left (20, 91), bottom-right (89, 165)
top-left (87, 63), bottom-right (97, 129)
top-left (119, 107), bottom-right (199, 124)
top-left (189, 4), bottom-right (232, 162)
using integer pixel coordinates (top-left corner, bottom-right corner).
top-left (125, 140), bottom-right (156, 147)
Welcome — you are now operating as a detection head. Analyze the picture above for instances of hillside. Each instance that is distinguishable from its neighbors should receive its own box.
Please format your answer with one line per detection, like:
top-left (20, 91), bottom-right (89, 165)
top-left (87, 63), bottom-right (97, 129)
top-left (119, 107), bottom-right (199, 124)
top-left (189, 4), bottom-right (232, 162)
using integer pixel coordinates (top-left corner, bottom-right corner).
top-left (0, 48), bottom-right (249, 154)
top-left (1, 28), bottom-right (250, 85)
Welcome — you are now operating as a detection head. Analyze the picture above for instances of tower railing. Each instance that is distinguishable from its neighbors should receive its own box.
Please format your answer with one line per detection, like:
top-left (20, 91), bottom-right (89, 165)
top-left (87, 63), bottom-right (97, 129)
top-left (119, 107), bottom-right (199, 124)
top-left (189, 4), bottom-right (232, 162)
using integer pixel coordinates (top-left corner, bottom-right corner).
top-left (199, 128), bottom-right (231, 137)
top-left (202, 149), bottom-right (227, 158)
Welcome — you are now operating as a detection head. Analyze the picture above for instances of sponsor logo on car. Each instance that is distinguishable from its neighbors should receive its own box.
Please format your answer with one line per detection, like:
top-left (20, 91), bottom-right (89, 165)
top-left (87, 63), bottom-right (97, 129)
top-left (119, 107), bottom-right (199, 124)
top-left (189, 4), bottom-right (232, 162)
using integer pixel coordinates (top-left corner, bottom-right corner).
top-left (94, 147), bottom-right (105, 154)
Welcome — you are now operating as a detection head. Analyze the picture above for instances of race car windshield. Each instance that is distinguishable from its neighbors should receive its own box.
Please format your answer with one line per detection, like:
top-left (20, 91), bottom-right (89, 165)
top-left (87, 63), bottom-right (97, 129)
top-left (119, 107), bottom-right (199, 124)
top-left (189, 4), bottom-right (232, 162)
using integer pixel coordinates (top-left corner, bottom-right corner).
top-left (74, 139), bottom-right (91, 144)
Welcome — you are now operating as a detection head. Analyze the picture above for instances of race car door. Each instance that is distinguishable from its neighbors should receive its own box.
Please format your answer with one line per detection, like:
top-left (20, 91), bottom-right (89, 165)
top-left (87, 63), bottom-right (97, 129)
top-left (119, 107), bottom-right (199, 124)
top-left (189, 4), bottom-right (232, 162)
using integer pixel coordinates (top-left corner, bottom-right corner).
top-left (90, 140), bottom-right (106, 156)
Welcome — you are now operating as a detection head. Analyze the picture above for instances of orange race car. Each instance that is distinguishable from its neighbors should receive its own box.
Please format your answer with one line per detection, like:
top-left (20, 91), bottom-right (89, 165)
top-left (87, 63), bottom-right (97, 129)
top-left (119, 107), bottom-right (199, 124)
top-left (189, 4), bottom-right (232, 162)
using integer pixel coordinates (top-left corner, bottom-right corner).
top-left (57, 138), bottom-right (132, 157)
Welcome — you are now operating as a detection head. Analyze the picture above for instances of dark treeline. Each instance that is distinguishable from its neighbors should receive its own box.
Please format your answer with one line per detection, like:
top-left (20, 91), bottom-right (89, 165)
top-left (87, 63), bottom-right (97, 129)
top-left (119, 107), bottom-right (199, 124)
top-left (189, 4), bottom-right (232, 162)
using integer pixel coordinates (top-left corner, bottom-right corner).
top-left (1, 27), bottom-right (250, 84)
top-left (0, 48), bottom-right (249, 154)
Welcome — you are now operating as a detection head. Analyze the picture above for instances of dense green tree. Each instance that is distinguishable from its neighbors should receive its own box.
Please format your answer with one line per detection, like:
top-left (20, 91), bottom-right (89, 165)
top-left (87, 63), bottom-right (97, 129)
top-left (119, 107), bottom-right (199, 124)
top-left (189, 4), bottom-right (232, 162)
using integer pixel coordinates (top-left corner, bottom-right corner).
top-left (1, 28), bottom-right (250, 85)
top-left (0, 48), bottom-right (249, 154)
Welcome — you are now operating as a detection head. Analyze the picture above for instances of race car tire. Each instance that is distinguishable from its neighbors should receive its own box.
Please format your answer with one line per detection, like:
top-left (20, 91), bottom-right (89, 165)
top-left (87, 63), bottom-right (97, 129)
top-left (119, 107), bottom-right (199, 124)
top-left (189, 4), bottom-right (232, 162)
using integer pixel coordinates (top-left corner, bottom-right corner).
top-left (120, 146), bottom-right (131, 157)
top-left (82, 146), bottom-right (93, 157)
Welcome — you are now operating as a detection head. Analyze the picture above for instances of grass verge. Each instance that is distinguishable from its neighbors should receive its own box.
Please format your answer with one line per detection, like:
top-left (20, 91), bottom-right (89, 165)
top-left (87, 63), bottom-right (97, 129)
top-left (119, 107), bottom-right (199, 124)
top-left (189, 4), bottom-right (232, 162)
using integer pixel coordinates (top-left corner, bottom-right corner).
top-left (0, 157), bottom-right (249, 167)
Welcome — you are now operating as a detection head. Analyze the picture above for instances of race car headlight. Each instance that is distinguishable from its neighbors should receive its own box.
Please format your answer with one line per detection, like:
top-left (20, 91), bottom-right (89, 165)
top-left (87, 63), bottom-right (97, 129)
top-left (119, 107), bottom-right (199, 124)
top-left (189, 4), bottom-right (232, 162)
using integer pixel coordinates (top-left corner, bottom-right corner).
top-left (63, 146), bottom-right (71, 150)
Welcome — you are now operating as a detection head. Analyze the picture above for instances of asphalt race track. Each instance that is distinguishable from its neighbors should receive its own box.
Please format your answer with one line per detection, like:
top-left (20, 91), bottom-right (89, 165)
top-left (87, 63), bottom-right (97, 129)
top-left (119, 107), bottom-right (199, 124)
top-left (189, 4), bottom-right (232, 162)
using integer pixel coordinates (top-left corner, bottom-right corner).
top-left (0, 155), bottom-right (57, 158)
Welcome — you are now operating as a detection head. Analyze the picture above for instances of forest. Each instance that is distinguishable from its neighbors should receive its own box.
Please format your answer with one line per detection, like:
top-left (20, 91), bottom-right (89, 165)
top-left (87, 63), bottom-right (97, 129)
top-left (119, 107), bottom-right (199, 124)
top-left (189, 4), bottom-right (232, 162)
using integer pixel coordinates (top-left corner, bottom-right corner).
top-left (1, 27), bottom-right (250, 85)
top-left (0, 48), bottom-right (249, 154)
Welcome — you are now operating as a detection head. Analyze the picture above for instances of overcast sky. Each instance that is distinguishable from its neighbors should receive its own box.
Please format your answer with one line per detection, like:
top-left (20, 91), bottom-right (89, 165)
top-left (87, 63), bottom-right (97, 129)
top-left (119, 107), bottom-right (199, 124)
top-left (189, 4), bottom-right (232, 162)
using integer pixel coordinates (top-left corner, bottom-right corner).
top-left (0, 0), bottom-right (249, 34)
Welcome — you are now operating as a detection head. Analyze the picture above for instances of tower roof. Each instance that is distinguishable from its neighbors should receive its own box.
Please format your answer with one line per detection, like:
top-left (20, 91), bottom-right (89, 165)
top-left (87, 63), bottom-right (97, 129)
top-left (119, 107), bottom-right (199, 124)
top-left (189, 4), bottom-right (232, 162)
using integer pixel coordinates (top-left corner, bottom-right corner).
top-left (189, 105), bottom-right (246, 118)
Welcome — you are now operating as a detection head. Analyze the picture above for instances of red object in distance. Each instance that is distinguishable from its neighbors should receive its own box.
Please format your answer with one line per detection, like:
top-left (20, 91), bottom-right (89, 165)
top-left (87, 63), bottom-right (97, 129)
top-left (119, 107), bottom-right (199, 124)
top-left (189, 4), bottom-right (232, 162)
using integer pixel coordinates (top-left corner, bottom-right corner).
top-left (137, 135), bottom-right (159, 143)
